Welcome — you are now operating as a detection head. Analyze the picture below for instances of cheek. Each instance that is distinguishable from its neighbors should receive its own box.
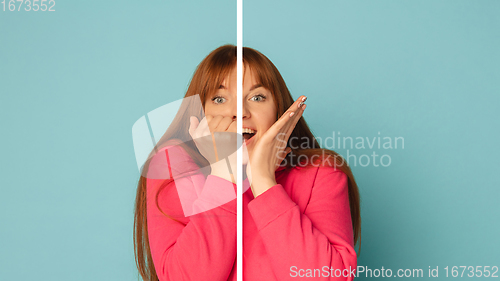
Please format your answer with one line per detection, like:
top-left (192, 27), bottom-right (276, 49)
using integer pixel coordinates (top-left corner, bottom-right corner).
top-left (267, 108), bottom-right (278, 127)
top-left (204, 104), bottom-right (215, 116)
top-left (265, 117), bottom-right (275, 129)
top-left (258, 112), bottom-right (277, 132)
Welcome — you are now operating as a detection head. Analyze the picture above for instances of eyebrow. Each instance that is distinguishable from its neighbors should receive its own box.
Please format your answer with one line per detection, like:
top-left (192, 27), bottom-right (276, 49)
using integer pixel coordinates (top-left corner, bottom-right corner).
top-left (250, 84), bottom-right (263, 91)
top-left (218, 84), bottom-right (263, 91)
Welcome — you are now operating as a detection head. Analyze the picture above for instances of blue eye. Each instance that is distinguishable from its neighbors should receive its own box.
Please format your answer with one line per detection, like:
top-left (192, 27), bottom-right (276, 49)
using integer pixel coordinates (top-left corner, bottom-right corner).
top-left (251, 94), bottom-right (266, 102)
top-left (212, 95), bottom-right (226, 104)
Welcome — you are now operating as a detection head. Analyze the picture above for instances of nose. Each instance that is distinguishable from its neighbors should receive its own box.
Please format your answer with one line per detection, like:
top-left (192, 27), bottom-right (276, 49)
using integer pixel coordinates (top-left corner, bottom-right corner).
top-left (231, 102), bottom-right (250, 120)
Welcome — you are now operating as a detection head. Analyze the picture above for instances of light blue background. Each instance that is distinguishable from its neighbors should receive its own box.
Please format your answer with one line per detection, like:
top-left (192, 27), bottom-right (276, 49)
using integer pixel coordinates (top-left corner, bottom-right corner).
top-left (244, 0), bottom-right (500, 279)
top-left (0, 1), bottom-right (235, 280)
top-left (1, 1), bottom-right (499, 280)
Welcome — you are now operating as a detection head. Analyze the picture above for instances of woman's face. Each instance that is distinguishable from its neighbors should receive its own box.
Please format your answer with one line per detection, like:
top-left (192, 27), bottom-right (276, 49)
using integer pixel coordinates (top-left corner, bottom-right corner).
top-left (204, 65), bottom-right (277, 159)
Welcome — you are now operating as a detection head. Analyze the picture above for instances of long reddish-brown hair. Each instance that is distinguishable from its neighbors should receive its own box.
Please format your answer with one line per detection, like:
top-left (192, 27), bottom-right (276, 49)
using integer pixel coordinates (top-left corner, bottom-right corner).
top-left (134, 44), bottom-right (361, 281)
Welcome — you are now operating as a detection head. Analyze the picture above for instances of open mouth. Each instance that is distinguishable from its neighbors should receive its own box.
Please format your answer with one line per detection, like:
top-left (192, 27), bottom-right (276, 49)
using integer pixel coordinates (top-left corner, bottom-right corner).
top-left (242, 128), bottom-right (256, 143)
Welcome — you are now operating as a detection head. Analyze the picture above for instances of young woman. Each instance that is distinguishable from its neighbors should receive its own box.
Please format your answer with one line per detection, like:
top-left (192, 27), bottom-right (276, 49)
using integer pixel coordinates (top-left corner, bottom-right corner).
top-left (134, 45), bottom-right (361, 281)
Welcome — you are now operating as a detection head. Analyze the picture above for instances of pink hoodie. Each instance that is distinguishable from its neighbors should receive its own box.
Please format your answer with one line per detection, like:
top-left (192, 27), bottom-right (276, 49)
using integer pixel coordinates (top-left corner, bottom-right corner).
top-left (146, 143), bottom-right (357, 280)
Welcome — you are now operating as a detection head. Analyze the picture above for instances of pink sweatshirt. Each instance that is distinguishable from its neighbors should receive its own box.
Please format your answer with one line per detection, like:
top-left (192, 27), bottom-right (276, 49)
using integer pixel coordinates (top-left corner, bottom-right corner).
top-left (146, 143), bottom-right (357, 280)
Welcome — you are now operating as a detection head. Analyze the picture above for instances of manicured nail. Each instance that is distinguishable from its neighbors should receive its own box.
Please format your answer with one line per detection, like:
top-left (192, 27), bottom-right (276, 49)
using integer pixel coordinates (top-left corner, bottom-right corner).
top-left (298, 96), bottom-right (307, 108)
top-left (289, 111), bottom-right (295, 117)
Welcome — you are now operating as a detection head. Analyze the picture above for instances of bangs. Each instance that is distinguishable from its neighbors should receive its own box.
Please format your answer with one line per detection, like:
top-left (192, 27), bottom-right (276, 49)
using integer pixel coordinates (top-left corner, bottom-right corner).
top-left (190, 45), bottom-right (289, 117)
top-left (245, 62), bottom-right (272, 92)
top-left (203, 54), bottom-right (236, 101)
top-left (243, 50), bottom-right (285, 115)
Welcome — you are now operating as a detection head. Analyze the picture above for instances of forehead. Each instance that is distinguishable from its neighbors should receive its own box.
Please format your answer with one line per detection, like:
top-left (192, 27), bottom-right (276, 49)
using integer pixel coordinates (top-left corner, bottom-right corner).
top-left (220, 65), bottom-right (261, 85)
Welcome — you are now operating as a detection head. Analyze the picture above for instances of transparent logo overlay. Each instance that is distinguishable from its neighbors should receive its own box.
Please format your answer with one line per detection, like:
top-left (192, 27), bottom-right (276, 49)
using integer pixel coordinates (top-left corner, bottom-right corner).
top-left (132, 95), bottom-right (249, 217)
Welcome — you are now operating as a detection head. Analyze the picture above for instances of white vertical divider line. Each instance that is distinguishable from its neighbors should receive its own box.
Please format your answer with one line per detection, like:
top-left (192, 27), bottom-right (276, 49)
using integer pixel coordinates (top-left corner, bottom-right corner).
top-left (236, 0), bottom-right (243, 280)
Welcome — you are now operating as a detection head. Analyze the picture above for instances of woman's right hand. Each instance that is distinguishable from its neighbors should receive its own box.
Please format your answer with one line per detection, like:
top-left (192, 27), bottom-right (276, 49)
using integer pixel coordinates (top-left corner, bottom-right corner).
top-left (189, 115), bottom-right (239, 182)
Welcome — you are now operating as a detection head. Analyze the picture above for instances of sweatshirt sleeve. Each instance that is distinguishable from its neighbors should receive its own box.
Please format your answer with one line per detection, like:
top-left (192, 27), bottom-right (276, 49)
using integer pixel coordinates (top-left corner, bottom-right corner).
top-left (246, 166), bottom-right (357, 280)
top-left (146, 145), bottom-right (237, 281)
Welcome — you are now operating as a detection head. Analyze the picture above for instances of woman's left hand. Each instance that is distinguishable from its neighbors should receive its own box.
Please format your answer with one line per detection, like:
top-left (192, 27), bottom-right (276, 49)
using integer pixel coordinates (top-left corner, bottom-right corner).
top-left (246, 95), bottom-right (307, 197)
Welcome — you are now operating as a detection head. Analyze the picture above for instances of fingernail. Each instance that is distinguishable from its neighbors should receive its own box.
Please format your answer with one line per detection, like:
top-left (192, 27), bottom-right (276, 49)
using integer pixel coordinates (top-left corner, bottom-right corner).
top-left (289, 111), bottom-right (295, 117)
top-left (298, 96), bottom-right (307, 108)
